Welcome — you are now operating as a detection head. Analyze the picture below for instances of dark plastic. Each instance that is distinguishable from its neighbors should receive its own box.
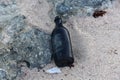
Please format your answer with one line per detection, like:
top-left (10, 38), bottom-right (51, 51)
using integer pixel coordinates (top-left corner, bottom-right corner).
top-left (51, 16), bottom-right (74, 67)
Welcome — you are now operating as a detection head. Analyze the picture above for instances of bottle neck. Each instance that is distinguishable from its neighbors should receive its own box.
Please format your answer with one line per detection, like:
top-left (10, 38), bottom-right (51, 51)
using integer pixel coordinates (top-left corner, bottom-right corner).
top-left (54, 16), bottom-right (63, 28)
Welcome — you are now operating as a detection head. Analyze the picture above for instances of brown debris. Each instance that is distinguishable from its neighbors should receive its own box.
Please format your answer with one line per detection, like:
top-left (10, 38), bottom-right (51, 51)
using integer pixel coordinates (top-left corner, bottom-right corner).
top-left (93, 10), bottom-right (107, 18)
top-left (69, 64), bottom-right (74, 68)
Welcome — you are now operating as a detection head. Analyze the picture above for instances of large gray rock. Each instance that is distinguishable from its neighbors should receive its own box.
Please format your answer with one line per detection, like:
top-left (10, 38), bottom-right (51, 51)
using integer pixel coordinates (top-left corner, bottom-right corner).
top-left (48, 0), bottom-right (114, 19)
top-left (5, 15), bottom-right (51, 68)
top-left (0, 0), bottom-right (51, 80)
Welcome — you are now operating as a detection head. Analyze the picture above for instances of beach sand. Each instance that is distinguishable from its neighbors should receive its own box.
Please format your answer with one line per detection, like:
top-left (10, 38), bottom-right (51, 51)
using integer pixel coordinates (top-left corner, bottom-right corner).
top-left (16, 0), bottom-right (120, 80)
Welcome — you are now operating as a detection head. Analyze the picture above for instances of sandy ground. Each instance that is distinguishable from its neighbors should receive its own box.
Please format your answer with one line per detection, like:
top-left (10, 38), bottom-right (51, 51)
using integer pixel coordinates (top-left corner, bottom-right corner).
top-left (15, 0), bottom-right (120, 80)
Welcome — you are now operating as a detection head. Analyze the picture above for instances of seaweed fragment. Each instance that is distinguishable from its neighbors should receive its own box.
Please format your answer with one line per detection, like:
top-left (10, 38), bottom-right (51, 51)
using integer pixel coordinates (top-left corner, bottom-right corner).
top-left (93, 10), bottom-right (107, 18)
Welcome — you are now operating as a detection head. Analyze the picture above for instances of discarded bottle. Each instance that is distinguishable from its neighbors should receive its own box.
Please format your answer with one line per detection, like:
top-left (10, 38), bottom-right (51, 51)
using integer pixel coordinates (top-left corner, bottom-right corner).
top-left (51, 16), bottom-right (74, 67)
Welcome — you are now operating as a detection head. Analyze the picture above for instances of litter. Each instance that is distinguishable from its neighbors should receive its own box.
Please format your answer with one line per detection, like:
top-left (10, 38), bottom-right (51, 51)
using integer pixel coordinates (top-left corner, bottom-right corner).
top-left (45, 67), bottom-right (61, 74)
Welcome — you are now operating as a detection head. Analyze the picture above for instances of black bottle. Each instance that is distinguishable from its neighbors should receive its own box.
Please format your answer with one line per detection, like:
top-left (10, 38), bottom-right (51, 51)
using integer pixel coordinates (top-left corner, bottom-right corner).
top-left (51, 16), bottom-right (74, 67)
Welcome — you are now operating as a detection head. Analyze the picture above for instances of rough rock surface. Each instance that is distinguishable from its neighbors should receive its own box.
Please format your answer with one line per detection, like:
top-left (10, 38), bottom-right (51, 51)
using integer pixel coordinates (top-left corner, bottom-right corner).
top-left (48, 0), bottom-right (114, 20)
top-left (0, 0), bottom-right (51, 80)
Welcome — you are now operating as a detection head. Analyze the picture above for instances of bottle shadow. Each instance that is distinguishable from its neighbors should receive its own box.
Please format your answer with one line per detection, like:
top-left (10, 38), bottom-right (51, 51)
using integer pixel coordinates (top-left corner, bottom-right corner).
top-left (66, 24), bottom-right (94, 63)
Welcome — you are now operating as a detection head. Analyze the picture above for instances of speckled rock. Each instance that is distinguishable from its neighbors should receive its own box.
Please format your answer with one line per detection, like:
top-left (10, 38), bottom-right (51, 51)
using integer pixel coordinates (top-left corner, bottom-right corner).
top-left (48, 0), bottom-right (114, 20)
top-left (0, 0), bottom-right (51, 80)
top-left (3, 15), bottom-right (51, 68)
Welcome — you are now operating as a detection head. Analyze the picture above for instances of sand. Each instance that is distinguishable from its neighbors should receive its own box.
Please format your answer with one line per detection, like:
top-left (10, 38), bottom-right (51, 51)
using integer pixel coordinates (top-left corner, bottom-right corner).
top-left (15, 0), bottom-right (120, 80)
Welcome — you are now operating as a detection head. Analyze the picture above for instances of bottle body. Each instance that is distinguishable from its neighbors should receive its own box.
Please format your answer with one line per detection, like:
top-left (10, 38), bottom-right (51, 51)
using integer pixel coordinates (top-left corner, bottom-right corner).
top-left (51, 26), bottom-right (74, 67)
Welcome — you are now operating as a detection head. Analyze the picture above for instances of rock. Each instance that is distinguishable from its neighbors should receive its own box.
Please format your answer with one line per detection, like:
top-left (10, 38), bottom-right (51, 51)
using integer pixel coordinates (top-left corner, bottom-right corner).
top-left (48, 0), bottom-right (114, 20)
top-left (0, 0), bottom-right (51, 80)
top-left (2, 15), bottom-right (51, 68)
